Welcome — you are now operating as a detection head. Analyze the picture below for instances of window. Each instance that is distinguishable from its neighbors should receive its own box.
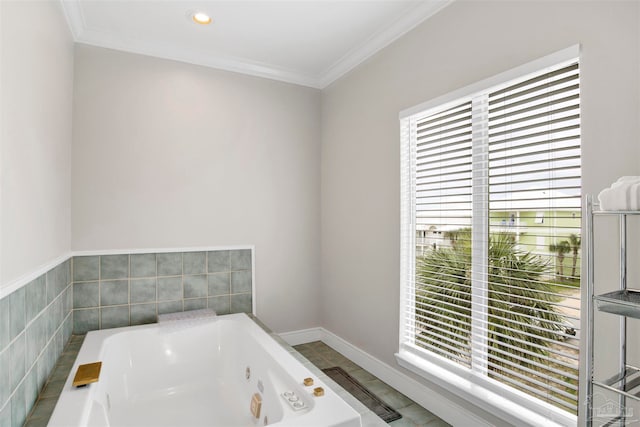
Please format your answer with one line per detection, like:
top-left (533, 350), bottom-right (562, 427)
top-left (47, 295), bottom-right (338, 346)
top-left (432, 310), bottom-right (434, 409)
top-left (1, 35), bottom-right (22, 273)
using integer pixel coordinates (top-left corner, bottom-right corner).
top-left (399, 47), bottom-right (581, 424)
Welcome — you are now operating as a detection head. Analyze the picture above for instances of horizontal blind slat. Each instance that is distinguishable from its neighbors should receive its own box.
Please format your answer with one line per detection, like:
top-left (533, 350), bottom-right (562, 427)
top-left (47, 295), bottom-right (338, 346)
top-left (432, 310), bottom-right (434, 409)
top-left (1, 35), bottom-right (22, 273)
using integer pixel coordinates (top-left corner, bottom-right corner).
top-left (408, 58), bottom-right (580, 416)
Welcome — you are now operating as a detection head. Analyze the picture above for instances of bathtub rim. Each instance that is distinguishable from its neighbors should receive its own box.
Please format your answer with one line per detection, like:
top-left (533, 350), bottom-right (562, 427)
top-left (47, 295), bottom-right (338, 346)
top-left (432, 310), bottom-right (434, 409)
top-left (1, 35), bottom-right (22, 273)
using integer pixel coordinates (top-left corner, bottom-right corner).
top-left (47, 312), bottom-right (362, 427)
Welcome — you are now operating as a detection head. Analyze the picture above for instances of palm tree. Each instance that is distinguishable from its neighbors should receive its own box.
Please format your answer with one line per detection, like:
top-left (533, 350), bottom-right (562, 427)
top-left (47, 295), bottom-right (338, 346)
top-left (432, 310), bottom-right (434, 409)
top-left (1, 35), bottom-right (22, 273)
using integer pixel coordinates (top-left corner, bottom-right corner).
top-left (443, 229), bottom-right (465, 248)
top-left (567, 234), bottom-right (581, 278)
top-left (416, 231), bottom-right (578, 410)
top-left (416, 229), bottom-right (562, 368)
top-left (549, 240), bottom-right (571, 278)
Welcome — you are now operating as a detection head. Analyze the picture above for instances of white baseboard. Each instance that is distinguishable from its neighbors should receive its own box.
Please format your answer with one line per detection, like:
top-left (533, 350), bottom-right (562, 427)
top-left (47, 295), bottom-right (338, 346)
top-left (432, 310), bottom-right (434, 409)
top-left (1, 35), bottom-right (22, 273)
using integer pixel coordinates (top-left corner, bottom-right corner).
top-left (279, 327), bottom-right (489, 426)
top-left (278, 327), bottom-right (324, 346)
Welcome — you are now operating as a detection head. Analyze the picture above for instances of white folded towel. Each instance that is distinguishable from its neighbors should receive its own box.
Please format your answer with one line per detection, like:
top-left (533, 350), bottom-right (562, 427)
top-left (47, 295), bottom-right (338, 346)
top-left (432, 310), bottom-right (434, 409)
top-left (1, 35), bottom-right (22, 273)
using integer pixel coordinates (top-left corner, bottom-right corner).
top-left (598, 176), bottom-right (640, 211)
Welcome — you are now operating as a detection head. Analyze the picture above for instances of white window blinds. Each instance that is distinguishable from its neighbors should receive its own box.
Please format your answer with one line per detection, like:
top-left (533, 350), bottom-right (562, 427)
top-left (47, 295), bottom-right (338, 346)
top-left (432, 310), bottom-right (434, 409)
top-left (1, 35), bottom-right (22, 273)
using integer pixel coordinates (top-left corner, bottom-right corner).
top-left (414, 100), bottom-right (473, 365)
top-left (485, 61), bottom-right (581, 412)
top-left (400, 56), bottom-right (581, 418)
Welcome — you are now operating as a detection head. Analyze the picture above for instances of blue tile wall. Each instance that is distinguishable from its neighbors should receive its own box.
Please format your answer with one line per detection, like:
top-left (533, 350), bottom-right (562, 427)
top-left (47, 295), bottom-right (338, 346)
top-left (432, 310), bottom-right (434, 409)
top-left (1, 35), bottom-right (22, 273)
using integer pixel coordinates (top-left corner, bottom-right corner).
top-left (0, 259), bottom-right (73, 427)
top-left (72, 249), bottom-right (253, 334)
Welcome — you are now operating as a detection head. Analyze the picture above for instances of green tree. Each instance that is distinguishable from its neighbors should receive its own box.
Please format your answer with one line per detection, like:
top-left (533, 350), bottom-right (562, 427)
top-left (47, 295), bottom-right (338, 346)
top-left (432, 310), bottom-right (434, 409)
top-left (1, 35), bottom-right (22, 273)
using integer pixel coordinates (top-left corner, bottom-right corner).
top-left (549, 240), bottom-right (571, 278)
top-left (416, 229), bottom-right (563, 369)
top-left (567, 234), bottom-right (581, 278)
top-left (443, 229), bottom-right (466, 248)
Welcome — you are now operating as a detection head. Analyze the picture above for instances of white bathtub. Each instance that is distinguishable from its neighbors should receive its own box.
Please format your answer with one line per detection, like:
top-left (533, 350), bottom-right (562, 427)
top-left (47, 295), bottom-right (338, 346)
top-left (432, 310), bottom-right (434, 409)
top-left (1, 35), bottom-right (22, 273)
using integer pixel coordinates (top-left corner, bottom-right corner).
top-left (48, 313), bottom-right (361, 427)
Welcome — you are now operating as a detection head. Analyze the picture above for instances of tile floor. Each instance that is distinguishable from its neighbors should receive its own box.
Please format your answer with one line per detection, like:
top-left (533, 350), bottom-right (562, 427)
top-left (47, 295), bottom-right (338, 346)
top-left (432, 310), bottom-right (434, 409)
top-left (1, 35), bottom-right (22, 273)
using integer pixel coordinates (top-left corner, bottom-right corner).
top-left (293, 341), bottom-right (450, 427)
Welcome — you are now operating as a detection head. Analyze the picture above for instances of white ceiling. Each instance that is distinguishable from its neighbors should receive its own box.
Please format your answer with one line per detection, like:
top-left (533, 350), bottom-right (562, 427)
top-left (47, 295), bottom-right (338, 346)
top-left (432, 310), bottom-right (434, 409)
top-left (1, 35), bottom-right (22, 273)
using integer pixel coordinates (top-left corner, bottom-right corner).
top-left (61, 0), bottom-right (452, 88)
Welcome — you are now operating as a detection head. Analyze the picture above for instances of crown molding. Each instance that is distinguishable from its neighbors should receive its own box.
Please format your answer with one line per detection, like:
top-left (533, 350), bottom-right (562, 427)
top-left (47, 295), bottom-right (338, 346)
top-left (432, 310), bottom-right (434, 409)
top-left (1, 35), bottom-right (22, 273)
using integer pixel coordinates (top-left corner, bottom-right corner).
top-left (59, 0), bottom-right (453, 89)
top-left (60, 0), bottom-right (84, 39)
top-left (77, 28), bottom-right (324, 88)
top-left (319, 0), bottom-right (455, 88)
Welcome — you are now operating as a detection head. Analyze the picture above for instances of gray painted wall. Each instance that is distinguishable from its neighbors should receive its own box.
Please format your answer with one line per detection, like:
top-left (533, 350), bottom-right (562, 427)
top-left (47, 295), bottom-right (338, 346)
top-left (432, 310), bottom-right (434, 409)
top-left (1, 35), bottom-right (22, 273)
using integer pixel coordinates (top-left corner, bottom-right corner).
top-left (0, 1), bottom-right (73, 291)
top-left (71, 46), bottom-right (322, 333)
top-left (1, 0), bottom-right (639, 425)
top-left (320, 1), bottom-right (639, 424)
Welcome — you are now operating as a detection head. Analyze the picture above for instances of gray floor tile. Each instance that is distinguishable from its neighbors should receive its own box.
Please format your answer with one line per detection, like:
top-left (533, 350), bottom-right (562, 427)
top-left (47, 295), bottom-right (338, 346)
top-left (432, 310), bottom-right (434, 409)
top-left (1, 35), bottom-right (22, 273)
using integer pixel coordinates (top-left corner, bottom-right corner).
top-left (314, 342), bottom-right (341, 355)
top-left (361, 378), bottom-right (395, 396)
top-left (424, 419), bottom-right (452, 427)
top-left (349, 368), bottom-right (378, 383)
top-left (39, 379), bottom-right (65, 399)
top-left (56, 353), bottom-right (77, 370)
top-left (27, 397), bottom-right (57, 420)
top-left (379, 388), bottom-right (414, 411)
top-left (389, 417), bottom-right (419, 427)
top-left (26, 336), bottom-right (84, 426)
top-left (49, 364), bottom-right (71, 382)
top-left (304, 353), bottom-right (335, 369)
top-left (293, 341), bottom-right (448, 426)
top-left (335, 358), bottom-right (362, 372)
top-left (63, 341), bottom-right (82, 353)
top-left (294, 344), bottom-right (317, 358)
top-left (24, 416), bottom-right (50, 427)
top-left (397, 404), bottom-right (438, 426)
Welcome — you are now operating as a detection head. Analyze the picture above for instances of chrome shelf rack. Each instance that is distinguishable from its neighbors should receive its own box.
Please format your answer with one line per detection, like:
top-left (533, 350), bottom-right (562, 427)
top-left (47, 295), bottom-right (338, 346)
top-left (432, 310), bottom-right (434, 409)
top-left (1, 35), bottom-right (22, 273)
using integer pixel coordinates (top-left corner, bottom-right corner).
top-left (586, 195), bottom-right (640, 426)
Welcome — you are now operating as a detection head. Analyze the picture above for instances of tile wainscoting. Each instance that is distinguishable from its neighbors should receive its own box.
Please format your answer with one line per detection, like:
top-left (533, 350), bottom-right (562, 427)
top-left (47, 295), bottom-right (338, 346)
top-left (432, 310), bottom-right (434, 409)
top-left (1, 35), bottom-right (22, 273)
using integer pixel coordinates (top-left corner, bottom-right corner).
top-left (0, 247), bottom-right (254, 427)
top-left (72, 249), bottom-right (253, 333)
top-left (0, 259), bottom-right (73, 427)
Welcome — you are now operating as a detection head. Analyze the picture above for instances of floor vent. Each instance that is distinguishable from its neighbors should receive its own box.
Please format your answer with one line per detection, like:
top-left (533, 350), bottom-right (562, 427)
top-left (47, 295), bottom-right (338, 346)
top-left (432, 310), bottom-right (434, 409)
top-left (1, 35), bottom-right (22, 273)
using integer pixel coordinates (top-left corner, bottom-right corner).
top-left (322, 366), bottom-right (402, 423)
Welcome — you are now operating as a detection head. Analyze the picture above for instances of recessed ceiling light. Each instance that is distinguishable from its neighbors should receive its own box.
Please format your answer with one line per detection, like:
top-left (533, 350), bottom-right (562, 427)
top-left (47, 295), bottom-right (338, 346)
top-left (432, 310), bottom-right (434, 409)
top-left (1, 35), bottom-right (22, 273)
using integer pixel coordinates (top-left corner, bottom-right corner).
top-left (192, 12), bottom-right (212, 25)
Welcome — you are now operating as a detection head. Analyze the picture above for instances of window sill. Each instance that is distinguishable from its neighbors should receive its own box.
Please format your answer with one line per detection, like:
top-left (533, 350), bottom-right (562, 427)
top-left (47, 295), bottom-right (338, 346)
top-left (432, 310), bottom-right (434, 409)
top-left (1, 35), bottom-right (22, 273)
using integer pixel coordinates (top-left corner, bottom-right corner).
top-left (395, 347), bottom-right (577, 427)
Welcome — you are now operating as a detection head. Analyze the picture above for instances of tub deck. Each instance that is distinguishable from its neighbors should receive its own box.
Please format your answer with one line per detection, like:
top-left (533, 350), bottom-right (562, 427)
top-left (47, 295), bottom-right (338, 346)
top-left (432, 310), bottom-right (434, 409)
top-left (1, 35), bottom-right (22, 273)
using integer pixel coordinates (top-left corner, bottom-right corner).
top-left (46, 313), bottom-right (364, 427)
top-left (26, 315), bottom-right (401, 427)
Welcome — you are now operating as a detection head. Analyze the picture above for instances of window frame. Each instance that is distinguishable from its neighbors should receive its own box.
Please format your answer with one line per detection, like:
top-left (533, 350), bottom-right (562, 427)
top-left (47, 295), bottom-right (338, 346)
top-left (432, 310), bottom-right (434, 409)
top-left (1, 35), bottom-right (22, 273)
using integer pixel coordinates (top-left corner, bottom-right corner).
top-left (397, 45), bottom-right (580, 427)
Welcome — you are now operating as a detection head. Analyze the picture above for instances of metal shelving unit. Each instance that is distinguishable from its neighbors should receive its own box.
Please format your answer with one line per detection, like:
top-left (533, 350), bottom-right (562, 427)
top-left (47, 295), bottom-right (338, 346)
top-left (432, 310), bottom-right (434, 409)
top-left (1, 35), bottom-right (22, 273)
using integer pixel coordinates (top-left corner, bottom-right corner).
top-left (586, 195), bottom-right (640, 426)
